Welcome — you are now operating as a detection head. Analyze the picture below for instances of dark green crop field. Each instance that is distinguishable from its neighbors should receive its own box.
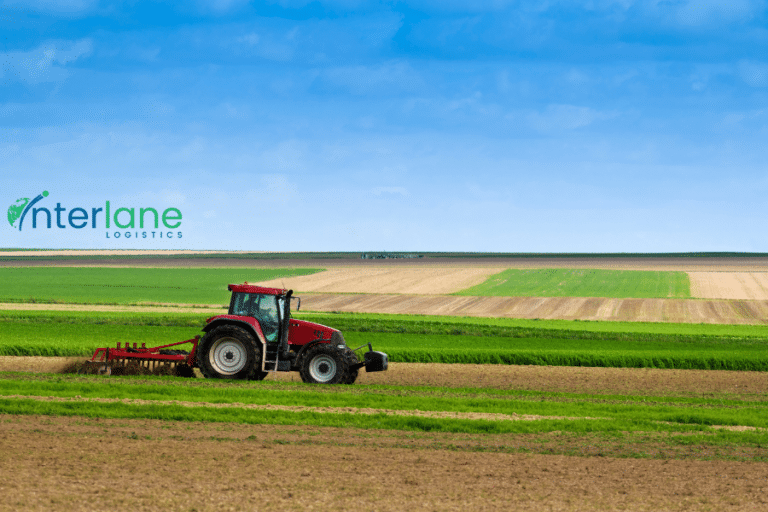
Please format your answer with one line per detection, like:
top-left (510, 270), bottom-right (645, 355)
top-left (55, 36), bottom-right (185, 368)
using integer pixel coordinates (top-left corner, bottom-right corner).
top-left (457, 268), bottom-right (691, 298)
top-left (0, 267), bottom-right (320, 305)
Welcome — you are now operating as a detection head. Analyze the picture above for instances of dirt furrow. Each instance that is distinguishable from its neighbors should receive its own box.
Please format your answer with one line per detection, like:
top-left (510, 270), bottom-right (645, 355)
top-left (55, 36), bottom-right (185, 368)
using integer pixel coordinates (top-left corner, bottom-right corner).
top-left (2, 357), bottom-right (767, 398)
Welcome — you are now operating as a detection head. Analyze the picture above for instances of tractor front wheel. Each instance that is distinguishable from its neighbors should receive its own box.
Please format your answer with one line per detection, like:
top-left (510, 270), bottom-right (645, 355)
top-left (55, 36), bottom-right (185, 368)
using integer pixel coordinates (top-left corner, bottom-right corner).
top-left (299, 344), bottom-right (348, 384)
top-left (341, 348), bottom-right (360, 384)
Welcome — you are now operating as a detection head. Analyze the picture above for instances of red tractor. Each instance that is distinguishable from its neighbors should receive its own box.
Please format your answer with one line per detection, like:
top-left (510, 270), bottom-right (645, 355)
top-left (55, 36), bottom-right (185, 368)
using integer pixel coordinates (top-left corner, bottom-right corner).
top-left (82, 284), bottom-right (388, 384)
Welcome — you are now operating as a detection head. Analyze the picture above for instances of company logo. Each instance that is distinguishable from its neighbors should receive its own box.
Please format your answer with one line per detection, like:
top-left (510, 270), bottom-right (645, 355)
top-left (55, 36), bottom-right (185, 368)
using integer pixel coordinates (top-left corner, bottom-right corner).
top-left (7, 191), bottom-right (183, 240)
top-left (7, 190), bottom-right (49, 231)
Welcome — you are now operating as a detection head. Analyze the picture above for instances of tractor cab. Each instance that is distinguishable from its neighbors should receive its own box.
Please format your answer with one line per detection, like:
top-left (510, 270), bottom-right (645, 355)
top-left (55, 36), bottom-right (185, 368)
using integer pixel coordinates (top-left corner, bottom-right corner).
top-left (229, 289), bottom-right (284, 343)
top-left (227, 284), bottom-right (295, 346)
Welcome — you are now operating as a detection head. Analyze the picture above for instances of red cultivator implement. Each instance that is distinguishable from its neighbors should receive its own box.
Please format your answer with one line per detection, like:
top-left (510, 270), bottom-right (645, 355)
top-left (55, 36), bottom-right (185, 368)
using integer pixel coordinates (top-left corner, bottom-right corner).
top-left (78, 337), bottom-right (200, 377)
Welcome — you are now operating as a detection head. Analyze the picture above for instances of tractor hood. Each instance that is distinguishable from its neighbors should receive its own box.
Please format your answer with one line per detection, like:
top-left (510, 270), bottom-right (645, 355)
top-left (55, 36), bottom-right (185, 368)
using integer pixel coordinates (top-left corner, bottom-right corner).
top-left (287, 318), bottom-right (343, 347)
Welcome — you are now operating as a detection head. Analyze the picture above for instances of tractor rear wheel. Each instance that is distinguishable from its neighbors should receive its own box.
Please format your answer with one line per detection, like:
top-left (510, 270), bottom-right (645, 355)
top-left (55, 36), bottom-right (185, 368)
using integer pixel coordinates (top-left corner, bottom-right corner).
top-left (299, 344), bottom-right (349, 384)
top-left (197, 325), bottom-right (264, 380)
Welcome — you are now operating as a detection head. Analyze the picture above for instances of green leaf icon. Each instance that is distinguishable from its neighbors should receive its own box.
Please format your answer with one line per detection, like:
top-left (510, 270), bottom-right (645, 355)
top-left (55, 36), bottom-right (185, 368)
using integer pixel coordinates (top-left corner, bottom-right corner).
top-left (7, 198), bottom-right (29, 228)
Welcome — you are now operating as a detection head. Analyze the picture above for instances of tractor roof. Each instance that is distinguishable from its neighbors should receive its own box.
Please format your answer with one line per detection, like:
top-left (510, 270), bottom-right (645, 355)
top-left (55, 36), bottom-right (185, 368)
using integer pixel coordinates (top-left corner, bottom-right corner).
top-left (228, 283), bottom-right (289, 296)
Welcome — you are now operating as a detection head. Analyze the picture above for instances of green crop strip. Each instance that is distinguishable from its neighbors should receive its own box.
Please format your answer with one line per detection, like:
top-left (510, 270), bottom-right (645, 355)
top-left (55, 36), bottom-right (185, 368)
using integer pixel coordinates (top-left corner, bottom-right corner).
top-left (0, 323), bottom-right (200, 356)
top-left (6, 309), bottom-right (768, 342)
top-left (0, 267), bottom-right (321, 305)
top-left (2, 310), bottom-right (767, 370)
top-left (2, 322), bottom-right (766, 370)
top-left (456, 268), bottom-right (691, 298)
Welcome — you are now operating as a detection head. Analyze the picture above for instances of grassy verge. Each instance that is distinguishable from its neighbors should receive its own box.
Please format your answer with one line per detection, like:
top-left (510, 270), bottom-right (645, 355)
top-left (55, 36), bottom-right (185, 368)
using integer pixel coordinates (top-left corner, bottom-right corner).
top-left (0, 267), bottom-right (321, 305)
top-left (456, 268), bottom-right (690, 298)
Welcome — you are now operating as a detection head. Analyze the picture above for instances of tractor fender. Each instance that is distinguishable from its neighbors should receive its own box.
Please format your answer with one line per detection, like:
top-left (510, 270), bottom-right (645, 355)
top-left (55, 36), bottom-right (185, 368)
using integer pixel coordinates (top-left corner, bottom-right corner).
top-left (203, 318), bottom-right (267, 347)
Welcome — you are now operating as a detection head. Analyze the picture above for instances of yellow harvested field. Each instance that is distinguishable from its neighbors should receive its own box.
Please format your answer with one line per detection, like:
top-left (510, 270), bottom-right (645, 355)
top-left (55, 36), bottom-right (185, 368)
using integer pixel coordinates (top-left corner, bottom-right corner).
top-left (255, 267), bottom-right (505, 294)
top-left (689, 272), bottom-right (768, 300)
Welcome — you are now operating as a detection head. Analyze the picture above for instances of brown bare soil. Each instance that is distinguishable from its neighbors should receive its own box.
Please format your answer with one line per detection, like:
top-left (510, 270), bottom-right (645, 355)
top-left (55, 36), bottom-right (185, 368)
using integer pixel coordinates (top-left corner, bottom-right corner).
top-left (0, 414), bottom-right (766, 512)
top-left (299, 293), bottom-right (768, 324)
top-left (255, 267), bottom-right (505, 294)
top-left (690, 272), bottom-right (768, 300)
top-left (3, 357), bottom-right (767, 398)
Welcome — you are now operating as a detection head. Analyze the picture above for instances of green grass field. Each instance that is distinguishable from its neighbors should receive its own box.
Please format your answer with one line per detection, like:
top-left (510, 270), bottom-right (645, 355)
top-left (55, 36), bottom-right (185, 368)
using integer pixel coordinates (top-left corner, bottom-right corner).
top-left (0, 267), bottom-right (321, 305)
top-left (2, 310), bottom-right (766, 370)
top-left (456, 268), bottom-right (691, 298)
top-left (0, 374), bottom-right (766, 461)
top-left (3, 374), bottom-right (768, 429)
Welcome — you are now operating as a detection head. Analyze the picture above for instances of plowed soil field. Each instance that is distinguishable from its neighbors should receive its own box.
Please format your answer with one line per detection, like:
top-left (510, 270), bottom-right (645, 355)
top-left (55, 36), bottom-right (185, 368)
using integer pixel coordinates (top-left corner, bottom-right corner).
top-left (298, 293), bottom-right (768, 324)
top-left (1, 414), bottom-right (766, 512)
top-left (255, 267), bottom-right (505, 294)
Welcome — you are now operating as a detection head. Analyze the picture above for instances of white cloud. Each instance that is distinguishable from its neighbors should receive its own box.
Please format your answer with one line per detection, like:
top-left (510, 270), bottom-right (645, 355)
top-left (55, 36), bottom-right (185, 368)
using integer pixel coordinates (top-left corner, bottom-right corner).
top-left (634, 0), bottom-right (763, 28)
top-left (672, 0), bottom-right (759, 26)
top-left (246, 174), bottom-right (300, 208)
top-left (528, 104), bottom-right (616, 131)
top-left (2, 0), bottom-right (99, 17)
top-left (372, 186), bottom-right (409, 196)
top-left (168, 138), bottom-right (207, 163)
top-left (738, 60), bottom-right (768, 88)
top-left (0, 39), bottom-right (92, 85)
top-left (319, 61), bottom-right (424, 95)
top-left (195, 0), bottom-right (251, 14)
top-left (237, 33), bottom-right (260, 46)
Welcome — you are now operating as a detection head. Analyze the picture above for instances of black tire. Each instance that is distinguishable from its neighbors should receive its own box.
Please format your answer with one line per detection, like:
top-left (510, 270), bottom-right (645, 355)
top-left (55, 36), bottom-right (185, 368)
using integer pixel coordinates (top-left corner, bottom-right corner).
top-left (341, 348), bottom-right (359, 384)
top-left (197, 325), bottom-right (262, 380)
top-left (174, 363), bottom-right (196, 378)
top-left (299, 344), bottom-right (348, 384)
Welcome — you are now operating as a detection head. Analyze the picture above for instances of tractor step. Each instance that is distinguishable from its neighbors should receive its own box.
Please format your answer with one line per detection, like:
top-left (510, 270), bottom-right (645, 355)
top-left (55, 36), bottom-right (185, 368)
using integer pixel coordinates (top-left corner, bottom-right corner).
top-left (264, 360), bottom-right (291, 371)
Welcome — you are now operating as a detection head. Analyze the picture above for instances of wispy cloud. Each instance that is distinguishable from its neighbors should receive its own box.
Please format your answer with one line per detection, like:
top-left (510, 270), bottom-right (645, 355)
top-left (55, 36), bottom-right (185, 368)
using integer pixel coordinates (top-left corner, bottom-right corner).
top-left (0, 39), bottom-right (92, 85)
top-left (738, 60), bottom-right (768, 88)
top-left (527, 105), bottom-right (617, 132)
top-left (372, 186), bottom-right (409, 196)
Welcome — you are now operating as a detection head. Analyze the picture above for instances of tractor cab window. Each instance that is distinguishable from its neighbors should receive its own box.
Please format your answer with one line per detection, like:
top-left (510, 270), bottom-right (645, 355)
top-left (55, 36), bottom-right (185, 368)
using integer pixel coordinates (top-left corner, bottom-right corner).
top-left (230, 293), bottom-right (281, 343)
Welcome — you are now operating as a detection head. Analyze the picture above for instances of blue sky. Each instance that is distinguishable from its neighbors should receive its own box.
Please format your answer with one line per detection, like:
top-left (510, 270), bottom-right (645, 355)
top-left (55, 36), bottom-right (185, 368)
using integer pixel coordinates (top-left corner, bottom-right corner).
top-left (1, 1), bottom-right (767, 251)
